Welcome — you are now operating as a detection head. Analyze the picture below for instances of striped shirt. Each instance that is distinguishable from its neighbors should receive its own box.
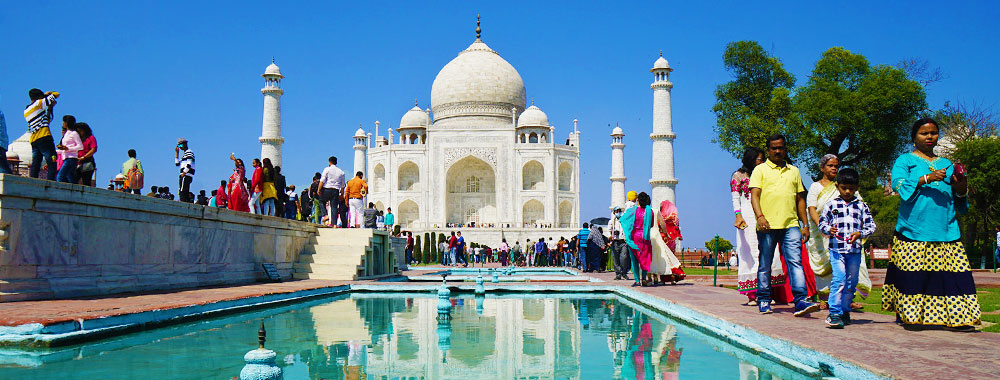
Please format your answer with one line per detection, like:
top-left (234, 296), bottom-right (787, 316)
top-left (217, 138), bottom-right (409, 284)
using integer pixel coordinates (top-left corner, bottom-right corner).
top-left (175, 149), bottom-right (196, 176)
top-left (23, 94), bottom-right (58, 142)
top-left (818, 196), bottom-right (876, 255)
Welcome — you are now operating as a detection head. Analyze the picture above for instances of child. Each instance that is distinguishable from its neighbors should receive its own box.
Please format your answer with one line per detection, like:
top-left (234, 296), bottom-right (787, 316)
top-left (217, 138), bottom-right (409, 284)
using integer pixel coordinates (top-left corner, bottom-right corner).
top-left (818, 168), bottom-right (876, 329)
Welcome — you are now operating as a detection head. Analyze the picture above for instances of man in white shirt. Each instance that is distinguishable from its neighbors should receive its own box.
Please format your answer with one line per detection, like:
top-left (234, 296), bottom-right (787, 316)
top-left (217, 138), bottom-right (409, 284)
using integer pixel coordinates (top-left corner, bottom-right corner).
top-left (319, 156), bottom-right (347, 227)
top-left (608, 207), bottom-right (630, 280)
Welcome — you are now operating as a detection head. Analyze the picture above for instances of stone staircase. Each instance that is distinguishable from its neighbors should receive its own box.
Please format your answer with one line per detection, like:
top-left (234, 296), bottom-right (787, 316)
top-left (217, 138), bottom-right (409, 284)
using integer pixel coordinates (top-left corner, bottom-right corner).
top-left (292, 228), bottom-right (392, 281)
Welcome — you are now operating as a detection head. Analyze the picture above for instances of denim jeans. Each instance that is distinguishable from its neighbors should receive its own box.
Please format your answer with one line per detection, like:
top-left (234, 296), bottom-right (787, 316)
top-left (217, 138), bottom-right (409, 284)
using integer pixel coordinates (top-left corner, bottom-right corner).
top-left (449, 248), bottom-right (456, 265)
top-left (250, 192), bottom-right (261, 214)
top-left (756, 227), bottom-right (807, 303)
top-left (564, 251), bottom-right (575, 268)
top-left (405, 248), bottom-right (414, 264)
top-left (828, 249), bottom-right (862, 316)
top-left (30, 136), bottom-right (57, 180)
top-left (261, 198), bottom-right (275, 216)
top-left (56, 158), bottom-right (78, 183)
top-left (578, 246), bottom-right (587, 270)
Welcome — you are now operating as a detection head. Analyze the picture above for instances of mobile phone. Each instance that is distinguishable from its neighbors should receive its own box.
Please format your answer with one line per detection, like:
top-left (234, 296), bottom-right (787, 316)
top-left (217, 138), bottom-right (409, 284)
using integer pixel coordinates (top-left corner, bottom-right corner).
top-left (954, 162), bottom-right (966, 180)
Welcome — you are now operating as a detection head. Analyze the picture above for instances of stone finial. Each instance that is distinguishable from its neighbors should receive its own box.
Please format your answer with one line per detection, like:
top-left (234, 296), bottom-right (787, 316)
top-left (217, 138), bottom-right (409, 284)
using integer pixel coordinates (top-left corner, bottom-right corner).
top-left (659, 50), bottom-right (662, 57)
top-left (415, 98), bottom-right (419, 106)
top-left (258, 321), bottom-right (266, 349)
top-left (476, 14), bottom-right (481, 39)
top-left (272, 56), bottom-right (275, 64)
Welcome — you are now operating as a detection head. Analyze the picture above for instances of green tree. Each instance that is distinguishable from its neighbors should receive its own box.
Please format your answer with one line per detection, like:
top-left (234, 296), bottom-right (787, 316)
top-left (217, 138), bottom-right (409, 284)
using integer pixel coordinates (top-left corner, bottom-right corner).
top-left (712, 40), bottom-right (797, 158)
top-left (858, 178), bottom-right (900, 249)
top-left (424, 232), bottom-right (433, 263)
top-left (791, 47), bottom-right (926, 178)
top-left (414, 235), bottom-right (423, 264)
top-left (952, 137), bottom-right (1000, 264)
top-left (704, 236), bottom-right (734, 253)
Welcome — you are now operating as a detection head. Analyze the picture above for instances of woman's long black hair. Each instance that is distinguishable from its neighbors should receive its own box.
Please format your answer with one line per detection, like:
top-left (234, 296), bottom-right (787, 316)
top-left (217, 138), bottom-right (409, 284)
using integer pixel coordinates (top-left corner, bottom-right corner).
top-left (738, 147), bottom-right (763, 174)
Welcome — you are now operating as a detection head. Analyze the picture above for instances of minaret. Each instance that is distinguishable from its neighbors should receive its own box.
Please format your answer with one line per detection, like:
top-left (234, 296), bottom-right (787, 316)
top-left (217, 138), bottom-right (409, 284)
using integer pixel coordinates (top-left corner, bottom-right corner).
top-left (353, 124), bottom-right (368, 177)
top-left (610, 124), bottom-right (626, 210)
top-left (259, 58), bottom-right (285, 167)
top-left (650, 51), bottom-right (678, 205)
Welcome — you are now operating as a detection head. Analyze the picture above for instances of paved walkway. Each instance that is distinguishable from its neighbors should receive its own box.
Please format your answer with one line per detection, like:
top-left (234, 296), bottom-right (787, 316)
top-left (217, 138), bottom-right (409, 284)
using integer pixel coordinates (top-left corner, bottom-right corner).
top-left (2, 267), bottom-right (998, 379)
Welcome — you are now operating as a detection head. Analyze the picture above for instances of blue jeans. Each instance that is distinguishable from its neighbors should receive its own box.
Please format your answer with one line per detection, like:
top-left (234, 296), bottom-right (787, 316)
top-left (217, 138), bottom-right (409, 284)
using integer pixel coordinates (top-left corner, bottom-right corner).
top-left (56, 158), bottom-right (78, 183)
top-left (756, 228), bottom-right (807, 303)
top-left (449, 248), bottom-right (456, 265)
top-left (564, 251), bottom-right (574, 268)
top-left (261, 198), bottom-right (275, 216)
top-left (828, 249), bottom-right (862, 316)
top-left (578, 246), bottom-right (587, 269)
top-left (405, 248), bottom-right (414, 264)
top-left (30, 136), bottom-right (57, 180)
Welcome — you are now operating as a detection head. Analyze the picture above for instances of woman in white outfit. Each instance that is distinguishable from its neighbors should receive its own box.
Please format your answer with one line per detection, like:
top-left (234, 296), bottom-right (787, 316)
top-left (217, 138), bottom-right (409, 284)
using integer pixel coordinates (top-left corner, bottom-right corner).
top-left (732, 147), bottom-right (785, 305)
top-left (806, 154), bottom-right (872, 307)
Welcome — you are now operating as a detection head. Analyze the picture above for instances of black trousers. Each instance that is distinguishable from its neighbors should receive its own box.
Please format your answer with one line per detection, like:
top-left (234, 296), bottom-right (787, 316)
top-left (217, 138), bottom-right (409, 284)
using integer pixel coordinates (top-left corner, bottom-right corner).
top-left (178, 175), bottom-right (193, 202)
top-left (611, 240), bottom-right (630, 277)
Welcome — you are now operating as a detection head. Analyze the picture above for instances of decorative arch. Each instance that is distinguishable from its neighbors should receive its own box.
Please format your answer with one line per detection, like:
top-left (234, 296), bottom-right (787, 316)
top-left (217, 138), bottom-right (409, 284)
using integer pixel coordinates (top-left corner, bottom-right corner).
top-left (558, 200), bottom-right (573, 228)
top-left (522, 160), bottom-right (544, 190)
top-left (540, 133), bottom-right (547, 143)
top-left (398, 200), bottom-right (419, 228)
top-left (373, 163), bottom-right (386, 192)
top-left (409, 134), bottom-right (418, 144)
top-left (375, 201), bottom-right (384, 212)
top-left (522, 199), bottom-right (544, 226)
top-left (558, 161), bottom-right (573, 191)
top-left (528, 132), bottom-right (538, 143)
top-left (446, 156), bottom-right (496, 225)
top-left (398, 161), bottom-right (419, 191)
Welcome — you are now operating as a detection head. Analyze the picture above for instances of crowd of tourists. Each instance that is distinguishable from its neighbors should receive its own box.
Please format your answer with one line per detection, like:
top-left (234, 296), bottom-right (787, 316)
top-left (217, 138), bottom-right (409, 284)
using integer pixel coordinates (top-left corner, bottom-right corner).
top-left (730, 125), bottom-right (979, 330)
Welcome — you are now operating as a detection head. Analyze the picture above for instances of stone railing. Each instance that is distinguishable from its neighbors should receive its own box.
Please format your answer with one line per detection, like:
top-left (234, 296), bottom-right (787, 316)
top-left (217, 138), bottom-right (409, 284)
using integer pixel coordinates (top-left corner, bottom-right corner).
top-left (0, 174), bottom-right (318, 301)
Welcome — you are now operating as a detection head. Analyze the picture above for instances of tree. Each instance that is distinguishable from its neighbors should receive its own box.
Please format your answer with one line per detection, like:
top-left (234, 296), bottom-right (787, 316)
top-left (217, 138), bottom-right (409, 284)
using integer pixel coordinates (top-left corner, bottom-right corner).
top-left (896, 57), bottom-right (946, 87)
top-left (858, 178), bottom-right (900, 249)
top-left (414, 235), bottom-right (423, 264)
top-left (712, 41), bottom-right (797, 158)
top-left (424, 232), bottom-right (433, 263)
top-left (933, 101), bottom-right (999, 157)
top-left (704, 236), bottom-right (734, 253)
top-left (792, 47), bottom-right (927, 178)
top-left (951, 137), bottom-right (1000, 264)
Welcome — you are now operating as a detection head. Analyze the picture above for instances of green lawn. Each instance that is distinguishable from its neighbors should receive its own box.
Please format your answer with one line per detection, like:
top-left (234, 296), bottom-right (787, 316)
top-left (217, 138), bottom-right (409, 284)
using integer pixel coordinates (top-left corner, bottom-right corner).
top-left (853, 287), bottom-right (1000, 332)
top-left (681, 267), bottom-right (738, 276)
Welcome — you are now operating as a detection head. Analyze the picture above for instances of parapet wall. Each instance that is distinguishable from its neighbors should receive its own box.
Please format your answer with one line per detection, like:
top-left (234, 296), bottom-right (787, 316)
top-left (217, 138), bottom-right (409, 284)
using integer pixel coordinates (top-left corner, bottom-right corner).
top-left (0, 175), bottom-right (318, 302)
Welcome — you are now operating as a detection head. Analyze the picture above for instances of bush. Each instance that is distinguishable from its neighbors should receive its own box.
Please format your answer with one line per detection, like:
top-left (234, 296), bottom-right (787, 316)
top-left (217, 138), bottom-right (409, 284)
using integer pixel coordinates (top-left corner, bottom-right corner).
top-left (424, 232), bottom-right (433, 263)
top-left (414, 235), bottom-right (423, 263)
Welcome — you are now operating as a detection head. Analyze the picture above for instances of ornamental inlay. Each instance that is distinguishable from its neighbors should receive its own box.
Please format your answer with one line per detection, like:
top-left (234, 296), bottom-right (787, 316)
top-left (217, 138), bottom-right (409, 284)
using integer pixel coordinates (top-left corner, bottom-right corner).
top-left (443, 147), bottom-right (498, 169)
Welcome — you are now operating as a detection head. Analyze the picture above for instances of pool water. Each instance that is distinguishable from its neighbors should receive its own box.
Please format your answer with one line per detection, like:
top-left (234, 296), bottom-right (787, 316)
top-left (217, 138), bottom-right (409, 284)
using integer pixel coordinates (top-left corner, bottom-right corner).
top-left (0, 293), bottom-right (807, 379)
top-left (407, 267), bottom-right (594, 282)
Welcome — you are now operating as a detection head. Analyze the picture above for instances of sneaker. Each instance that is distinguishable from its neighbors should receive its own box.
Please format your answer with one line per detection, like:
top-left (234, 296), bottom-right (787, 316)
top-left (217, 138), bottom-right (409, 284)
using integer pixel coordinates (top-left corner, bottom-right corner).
top-left (842, 312), bottom-right (851, 325)
top-left (793, 301), bottom-right (820, 317)
top-left (758, 301), bottom-right (773, 314)
top-left (825, 314), bottom-right (845, 329)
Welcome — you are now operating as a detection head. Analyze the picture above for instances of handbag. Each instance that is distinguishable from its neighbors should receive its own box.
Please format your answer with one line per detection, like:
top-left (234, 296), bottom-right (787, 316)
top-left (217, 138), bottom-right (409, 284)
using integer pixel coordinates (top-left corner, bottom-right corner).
top-left (77, 159), bottom-right (96, 173)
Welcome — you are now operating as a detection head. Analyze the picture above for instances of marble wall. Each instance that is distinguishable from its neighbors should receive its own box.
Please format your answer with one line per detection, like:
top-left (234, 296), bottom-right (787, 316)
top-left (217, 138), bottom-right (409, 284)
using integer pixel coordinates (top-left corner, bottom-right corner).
top-left (0, 175), bottom-right (317, 301)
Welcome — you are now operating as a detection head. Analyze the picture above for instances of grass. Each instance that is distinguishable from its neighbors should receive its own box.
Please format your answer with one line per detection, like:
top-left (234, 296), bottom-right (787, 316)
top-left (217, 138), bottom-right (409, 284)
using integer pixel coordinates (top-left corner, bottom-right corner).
top-left (852, 287), bottom-right (1000, 332)
top-left (680, 267), bottom-right (738, 276)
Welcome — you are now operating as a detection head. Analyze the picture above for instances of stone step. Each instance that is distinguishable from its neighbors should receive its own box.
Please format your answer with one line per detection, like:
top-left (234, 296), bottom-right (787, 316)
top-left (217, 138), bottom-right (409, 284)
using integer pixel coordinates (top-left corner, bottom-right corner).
top-left (304, 244), bottom-right (369, 256)
top-left (312, 234), bottom-right (372, 246)
top-left (293, 262), bottom-right (363, 274)
top-left (292, 272), bottom-right (357, 281)
top-left (297, 253), bottom-right (366, 265)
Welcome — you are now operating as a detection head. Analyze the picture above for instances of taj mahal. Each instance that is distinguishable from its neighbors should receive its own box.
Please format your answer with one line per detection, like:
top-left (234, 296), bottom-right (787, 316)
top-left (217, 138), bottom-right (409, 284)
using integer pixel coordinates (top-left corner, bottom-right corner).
top-left (255, 20), bottom-right (678, 246)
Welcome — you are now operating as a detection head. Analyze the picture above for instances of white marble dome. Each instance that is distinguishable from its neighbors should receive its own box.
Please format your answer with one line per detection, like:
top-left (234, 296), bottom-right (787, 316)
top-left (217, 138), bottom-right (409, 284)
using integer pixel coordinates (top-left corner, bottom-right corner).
top-left (399, 106), bottom-right (430, 128)
top-left (354, 127), bottom-right (366, 138)
top-left (517, 105), bottom-right (548, 128)
top-left (652, 56), bottom-right (670, 70)
top-left (611, 125), bottom-right (624, 135)
top-left (264, 62), bottom-right (283, 77)
top-left (430, 39), bottom-right (526, 121)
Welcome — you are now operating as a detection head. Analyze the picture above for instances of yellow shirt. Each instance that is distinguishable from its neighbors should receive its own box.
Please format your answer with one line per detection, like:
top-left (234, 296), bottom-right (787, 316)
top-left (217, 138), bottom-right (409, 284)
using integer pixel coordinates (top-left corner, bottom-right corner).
top-left (345, 177), bottom-right (368, 199)
top-left (748, 159), bottom-right (805, 229)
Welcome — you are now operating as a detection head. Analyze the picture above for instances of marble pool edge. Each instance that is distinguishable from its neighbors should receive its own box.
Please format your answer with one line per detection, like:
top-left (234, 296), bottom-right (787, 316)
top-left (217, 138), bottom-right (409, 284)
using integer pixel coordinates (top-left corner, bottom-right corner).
top-left (0, 282), bottom-right (887, 379)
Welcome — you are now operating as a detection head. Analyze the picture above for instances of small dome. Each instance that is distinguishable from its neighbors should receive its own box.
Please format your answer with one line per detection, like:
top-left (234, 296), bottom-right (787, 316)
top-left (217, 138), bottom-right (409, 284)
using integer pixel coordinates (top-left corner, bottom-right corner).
top-left (5, 151), bottom-right (18, 159)
top-left (399, 106), bottom-right (430, 128)
top-left (651, 54), bottom-right (671, 71)
top-left (611, 126), bottom-right (623, 135)
top-left (263, 60), bottom-right (283, 77)
top-left (354, 127), bottom-right (366, 138)
top-left (517, 105), bottom-right (548, 128)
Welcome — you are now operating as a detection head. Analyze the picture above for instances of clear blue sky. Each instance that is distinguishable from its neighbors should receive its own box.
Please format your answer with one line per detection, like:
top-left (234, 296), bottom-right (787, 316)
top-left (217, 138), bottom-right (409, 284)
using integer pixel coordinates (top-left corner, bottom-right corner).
top-left (2, 1), bottom-right (997, 247)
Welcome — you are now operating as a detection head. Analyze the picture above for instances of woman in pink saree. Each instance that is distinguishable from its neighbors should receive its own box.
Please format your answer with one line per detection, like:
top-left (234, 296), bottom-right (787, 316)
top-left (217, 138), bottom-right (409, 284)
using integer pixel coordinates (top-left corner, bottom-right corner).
top-left (653, 200), bottom-right (687, 284)
top-left (227, 154), bottom-right (250, 212)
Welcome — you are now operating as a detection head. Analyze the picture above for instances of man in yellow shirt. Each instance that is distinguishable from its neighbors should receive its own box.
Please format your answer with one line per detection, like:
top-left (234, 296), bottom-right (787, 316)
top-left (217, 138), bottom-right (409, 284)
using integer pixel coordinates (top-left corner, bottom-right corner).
top-left (23, 89), bottom-right (60, 180)
top-left (344, 171), bottom-right (368, 228)
top-left (749, 134), bottom-right (818, 317)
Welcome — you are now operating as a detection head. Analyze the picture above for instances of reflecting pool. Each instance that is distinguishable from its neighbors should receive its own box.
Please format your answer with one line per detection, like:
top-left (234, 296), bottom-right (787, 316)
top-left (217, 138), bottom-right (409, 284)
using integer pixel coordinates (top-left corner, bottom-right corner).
top-left (0, 293), bottom-right (806, 379)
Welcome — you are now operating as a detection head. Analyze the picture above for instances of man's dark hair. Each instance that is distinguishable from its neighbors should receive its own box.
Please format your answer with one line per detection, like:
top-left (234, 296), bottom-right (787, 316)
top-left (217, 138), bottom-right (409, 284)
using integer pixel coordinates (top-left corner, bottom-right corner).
top-left (211, 190), bottom-right (217, 196)
top-left (150, 186), bottom-right (158, 192)
top-left (910, 117), bottom-right (939, 140)
top-left (274, 166), bottom-right (281, 174)
top-left (368, 202), bottom-right (374, 208)
top-left (329, 156), bottom-right (337, 165)
top-left (199, 190), bottom-right (206, 195)
top-left (356, 171), bottom-right (363, 178)
top-left (583, 222), bottom-right (589, 228)
top-left (837, 167), bottom-right (860, 186)
top-left (62, 115), bottom-right (76, 126)
top-left (220, 180), bottom-right (227, 186)
top-left (28, 88), bottom-right (44, 101)
top-left (766, 134), bottom-right (786, 147)
top-left (313, 172), bottom-right (321, 180)
top-left (128, 149), bottom-right (137, 158)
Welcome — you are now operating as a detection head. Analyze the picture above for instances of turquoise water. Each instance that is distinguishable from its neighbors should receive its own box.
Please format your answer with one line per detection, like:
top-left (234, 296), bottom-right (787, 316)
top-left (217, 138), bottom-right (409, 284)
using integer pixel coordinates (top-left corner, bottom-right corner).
top-left (0, 293), bottom-right (808, 379)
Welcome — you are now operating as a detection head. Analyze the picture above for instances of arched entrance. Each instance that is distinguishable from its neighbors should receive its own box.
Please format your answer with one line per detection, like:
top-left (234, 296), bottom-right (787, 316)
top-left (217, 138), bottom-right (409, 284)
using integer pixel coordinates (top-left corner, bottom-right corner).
top-left (446, 156), bottom-right (496, 226)
top-left (398, 200), bottom-right (419, 228)
top-left (558, 200), bottom-right (573, 228)
top-left (522, 160), bottom-right (544, 190)
top-left (398, 161), bottom-right (419, 191)
top-left (522, 199), bottom-right (544, 227)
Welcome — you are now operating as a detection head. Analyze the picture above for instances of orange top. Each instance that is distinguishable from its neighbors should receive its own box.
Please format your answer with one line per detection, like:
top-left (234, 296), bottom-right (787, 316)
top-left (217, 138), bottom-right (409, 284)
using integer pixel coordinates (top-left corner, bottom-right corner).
top-left (345, 177), bottom-right (368, 199)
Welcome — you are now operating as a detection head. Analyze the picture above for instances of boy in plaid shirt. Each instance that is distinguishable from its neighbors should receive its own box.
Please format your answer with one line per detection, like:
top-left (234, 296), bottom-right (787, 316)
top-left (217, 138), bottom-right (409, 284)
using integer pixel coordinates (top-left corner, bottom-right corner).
top-left (818, 168), bottom-right (876, 329)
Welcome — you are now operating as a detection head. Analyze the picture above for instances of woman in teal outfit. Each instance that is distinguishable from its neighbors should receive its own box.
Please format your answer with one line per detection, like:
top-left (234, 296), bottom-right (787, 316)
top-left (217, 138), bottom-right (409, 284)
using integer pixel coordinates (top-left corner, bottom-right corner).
top-left (622, 192), bottom-right (655, 287)
top-left (883, 118), bottom-right (981, 330)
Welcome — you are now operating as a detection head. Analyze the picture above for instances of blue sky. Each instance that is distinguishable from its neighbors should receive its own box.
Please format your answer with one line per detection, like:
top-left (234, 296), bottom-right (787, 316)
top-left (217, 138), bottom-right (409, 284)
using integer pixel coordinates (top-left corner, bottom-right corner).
top-left (1, 1), bottom-right (997, 247)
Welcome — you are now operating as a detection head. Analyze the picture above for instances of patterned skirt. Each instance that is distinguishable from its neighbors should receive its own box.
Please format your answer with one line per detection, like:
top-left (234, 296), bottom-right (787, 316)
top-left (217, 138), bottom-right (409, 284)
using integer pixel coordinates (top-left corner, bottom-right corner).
top-left (882, 234), bottom-right (981, 327)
